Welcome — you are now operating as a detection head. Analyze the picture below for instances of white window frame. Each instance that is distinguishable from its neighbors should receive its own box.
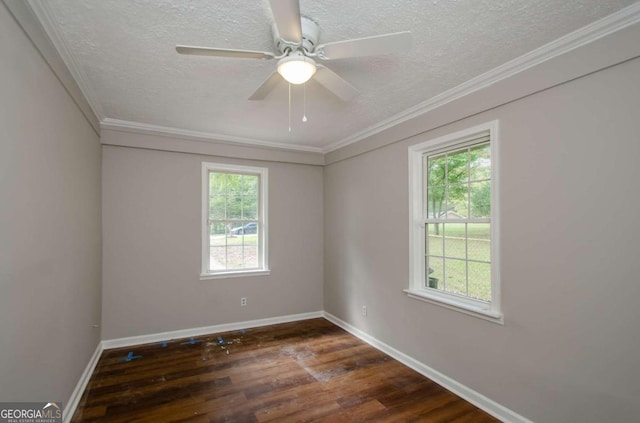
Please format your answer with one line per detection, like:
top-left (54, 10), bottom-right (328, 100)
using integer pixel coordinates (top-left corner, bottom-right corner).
top-left (405, 120), bottom-right (502, 324)
top-left (201, 162), bottom-right (270, 280)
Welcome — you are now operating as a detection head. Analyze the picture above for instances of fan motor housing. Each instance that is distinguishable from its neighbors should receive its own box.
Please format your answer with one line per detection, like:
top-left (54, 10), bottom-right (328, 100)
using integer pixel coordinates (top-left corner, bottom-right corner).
top-left (273, 16), bottom-right (321, 54)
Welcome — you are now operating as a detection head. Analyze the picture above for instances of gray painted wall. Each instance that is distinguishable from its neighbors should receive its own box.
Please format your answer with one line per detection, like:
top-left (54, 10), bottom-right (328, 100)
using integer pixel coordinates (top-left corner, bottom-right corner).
top-left (0, 3), bottom-right (102, 403)
top-left (101, 145), bottom-right (323, 339)
top-left (324, 57), bottom-right (640, 422)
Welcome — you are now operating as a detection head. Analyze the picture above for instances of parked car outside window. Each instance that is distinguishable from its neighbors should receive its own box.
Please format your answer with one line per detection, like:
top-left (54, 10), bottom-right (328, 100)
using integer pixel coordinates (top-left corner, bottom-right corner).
top-left (231, 222), bottom-right (257, 235)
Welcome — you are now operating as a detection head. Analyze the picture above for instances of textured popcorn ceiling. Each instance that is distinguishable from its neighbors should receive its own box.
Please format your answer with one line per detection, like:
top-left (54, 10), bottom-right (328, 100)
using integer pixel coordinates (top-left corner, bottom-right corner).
top-left (40, 0), bottom-right (635, 149)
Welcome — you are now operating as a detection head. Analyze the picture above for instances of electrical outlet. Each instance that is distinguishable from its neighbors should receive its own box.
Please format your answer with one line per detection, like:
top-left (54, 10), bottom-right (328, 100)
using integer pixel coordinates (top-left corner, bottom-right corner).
top-left (241, 297), bottom-right (247, 306)
top-left (362, 305), bottom-right (367, 317)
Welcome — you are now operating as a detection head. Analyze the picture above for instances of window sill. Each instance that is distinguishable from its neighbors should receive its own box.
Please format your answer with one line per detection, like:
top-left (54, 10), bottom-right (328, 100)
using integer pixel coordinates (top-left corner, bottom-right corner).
top-left (403, 289), bottom-right (503, 325)
top-left (200, 269), bottom-right (271, 280)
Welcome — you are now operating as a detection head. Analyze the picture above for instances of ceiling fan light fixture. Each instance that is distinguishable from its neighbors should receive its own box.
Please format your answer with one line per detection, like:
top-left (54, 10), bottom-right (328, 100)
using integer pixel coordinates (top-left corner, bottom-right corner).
top-left (277, 55), bottom-right (317, 84)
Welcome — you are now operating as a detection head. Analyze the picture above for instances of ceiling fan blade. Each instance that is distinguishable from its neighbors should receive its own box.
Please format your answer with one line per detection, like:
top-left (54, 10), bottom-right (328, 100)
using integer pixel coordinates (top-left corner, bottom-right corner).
top-left (313, 66), bottom-right (359, 102)
top-left (249, 72), bottom-right (282, 100)
top-left (176, 45), bottom-right (274, 60)
top-left (269, 0), bottom-right (302, 43)
top-left (316, 31), bottom-right (412, 60)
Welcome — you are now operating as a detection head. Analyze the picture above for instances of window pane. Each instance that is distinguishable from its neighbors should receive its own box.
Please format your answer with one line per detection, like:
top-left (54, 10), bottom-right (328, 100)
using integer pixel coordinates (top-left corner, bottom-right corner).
top-left (210, 247), bottom-right (226, 270)
top-left (467, 223), bottom-right (491, 262)
top-left (427, 186), bottom-right (445, 218)
top-left (427, 154), bottom-right (446, 187)
top-left (226, 174), bottom-right (243, 195)
top-left (242, 175), bottom-right (259, 196)
top-left (443, 223), bottom-right (466, 259)
top-left (243, 230), bottom-right (258, 269)
top-left (209, 221), bottom-right (227, 271)
top-left (227, 230), bottom-right (242, 244)
top-left (426, 224), bottom-right (443, 256)
top-left (227, 195), bottom-right (242, 220)
top-left (468, 261), bottom-right (491, 301)
top-left (242, 195), bottom-right (258, 220)
top-left (210, 222), bottom-right (226, 243)
top-left (446, 148), bottom-right (469, 185)
top-left (209, 172), bottom-right (226, 195)
top-left (444, 258), bottom-right (467, 296)
top-left (220, 227), bottom-right (259, 270)
top-left (470, 143), bottom-right (491, 182)
top-left (470, 181), bottom-right (491, 218)
top-left (209, 196), bottom-right (226, 220)
top-left (446, 183), bottom-right (468, 219)
top-left (226, 246), bottom-right (244, 269)
top-left (426, 256), bottom-right (443, 290)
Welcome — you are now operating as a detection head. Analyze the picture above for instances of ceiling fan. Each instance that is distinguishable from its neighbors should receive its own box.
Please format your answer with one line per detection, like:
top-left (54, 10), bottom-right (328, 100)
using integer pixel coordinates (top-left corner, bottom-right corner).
top-left (176, 0), bottom-right (412, 102)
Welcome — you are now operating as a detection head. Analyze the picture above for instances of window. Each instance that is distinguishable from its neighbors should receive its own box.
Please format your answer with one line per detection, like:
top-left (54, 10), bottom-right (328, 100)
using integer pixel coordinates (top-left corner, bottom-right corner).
top-left (407, 121), bottom-right (501, 323)
top-left (201, 162), bottom-right (269, 279)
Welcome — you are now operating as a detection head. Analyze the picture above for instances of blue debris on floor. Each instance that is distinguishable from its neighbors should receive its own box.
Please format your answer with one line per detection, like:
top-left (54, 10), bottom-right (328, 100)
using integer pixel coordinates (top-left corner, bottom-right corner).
top-left (118, 351), bottom-right (142, 362)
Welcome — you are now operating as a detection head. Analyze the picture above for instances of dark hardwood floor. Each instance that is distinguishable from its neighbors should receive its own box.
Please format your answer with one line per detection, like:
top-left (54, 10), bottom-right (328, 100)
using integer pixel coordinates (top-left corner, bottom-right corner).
top-left (72, 318), bottom-right (498, 422)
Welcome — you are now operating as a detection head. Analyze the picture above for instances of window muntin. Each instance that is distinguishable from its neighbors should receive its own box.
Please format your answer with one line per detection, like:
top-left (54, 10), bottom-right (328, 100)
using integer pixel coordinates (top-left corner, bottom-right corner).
top-left (408, 121), bottom-right (500, 322)
top-left (202, 163), bottom-right (268, 278)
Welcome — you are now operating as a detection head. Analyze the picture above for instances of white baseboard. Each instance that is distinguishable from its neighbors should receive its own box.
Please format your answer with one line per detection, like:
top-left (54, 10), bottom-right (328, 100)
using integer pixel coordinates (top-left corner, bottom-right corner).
top-left (322, 311), bottom-right (532, 423)
top-left (101, 311), bottom-right (324, 350)
top-left (63, 341), bottom-right (103, 423)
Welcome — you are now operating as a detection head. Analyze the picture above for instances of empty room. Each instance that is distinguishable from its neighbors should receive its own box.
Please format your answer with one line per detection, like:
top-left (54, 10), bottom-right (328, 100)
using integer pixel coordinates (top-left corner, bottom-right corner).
top-left (1, 0), bottom-right (639, 422)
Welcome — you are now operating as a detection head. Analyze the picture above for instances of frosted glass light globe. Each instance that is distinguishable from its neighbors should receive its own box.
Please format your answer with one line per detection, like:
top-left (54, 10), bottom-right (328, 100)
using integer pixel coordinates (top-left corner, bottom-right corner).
top-left (277, 55), bottom-right (317, 84)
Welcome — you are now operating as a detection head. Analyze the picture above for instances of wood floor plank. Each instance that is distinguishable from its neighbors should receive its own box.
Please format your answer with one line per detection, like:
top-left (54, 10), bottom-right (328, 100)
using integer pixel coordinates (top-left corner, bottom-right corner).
top-left (71, 318), bottom-right (498, 422)
top-left (313, 399), bottom-right (387, 423)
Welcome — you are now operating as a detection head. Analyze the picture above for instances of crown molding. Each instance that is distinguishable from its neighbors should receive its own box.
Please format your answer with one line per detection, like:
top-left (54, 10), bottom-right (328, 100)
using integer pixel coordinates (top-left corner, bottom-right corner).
top-left (101, 118), bottom-right (324, 154)
top-left (322, 2), bottom-right (640, 154)
top-left (27, 0), bottom-right (105, 120)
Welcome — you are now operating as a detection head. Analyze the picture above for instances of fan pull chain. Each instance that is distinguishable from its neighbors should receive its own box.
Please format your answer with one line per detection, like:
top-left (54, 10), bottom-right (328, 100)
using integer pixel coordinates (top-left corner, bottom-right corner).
top-left (288, 83), bottom-right (291, 132)
top-left (302, 82), bottom-right (308, 123)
